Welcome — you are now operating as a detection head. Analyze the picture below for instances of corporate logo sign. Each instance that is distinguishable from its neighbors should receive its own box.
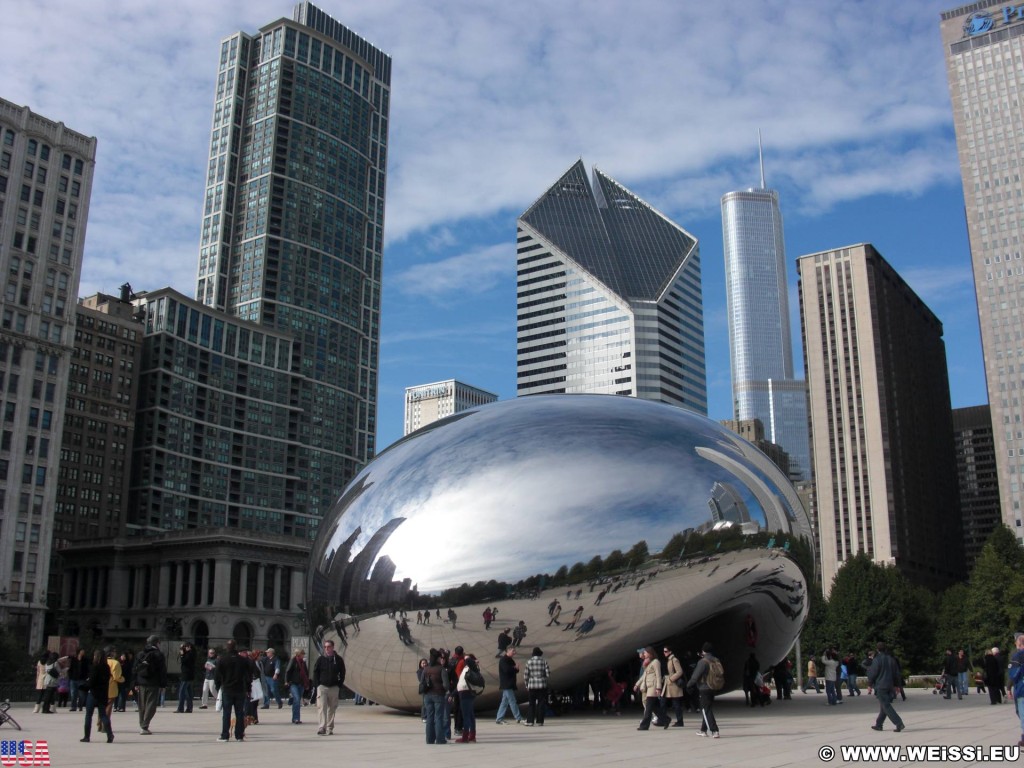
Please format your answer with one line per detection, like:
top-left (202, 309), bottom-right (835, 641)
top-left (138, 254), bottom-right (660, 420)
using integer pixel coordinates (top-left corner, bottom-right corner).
top-left (963, 6), bottom-right (1024, 37)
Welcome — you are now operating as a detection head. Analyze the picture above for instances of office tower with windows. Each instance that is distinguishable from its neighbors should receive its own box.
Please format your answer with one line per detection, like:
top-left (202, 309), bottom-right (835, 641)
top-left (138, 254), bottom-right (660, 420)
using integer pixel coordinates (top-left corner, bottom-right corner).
top-left (941, 3), bottom-right (1024, 542)
top-left (952, 405), bottom-right (1001, 569)
top-left (516, 160), bottom-right (706, 412)
top-left (404, 379), bottom-right (498, 436)
top-left (195, 2), bottom-right (390, 528)
top-left (721, 149), bottom-right (810, 482)
top-left (0, 97), bottom-right (97, 649)
top-left (798, 243), bottom-right (963, 593)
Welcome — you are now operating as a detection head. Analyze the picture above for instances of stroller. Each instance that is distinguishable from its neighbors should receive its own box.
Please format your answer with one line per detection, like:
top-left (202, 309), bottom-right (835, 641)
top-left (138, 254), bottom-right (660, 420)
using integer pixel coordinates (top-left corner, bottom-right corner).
top-left (749, 671), bottom-right (772, 706)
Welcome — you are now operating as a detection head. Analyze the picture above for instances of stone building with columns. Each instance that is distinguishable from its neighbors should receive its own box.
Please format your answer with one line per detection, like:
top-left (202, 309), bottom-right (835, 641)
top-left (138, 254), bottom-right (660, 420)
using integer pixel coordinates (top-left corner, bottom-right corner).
top-left (58, 527), bottom-right (308, 651)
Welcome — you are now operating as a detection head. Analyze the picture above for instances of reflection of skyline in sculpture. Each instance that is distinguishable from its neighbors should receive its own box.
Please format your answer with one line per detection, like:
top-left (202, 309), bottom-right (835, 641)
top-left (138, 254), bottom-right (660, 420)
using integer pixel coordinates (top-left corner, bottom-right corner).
top-left (306, 395), bottom-right (813, 710)
top-left (708, 480), bottom-right (752, 527)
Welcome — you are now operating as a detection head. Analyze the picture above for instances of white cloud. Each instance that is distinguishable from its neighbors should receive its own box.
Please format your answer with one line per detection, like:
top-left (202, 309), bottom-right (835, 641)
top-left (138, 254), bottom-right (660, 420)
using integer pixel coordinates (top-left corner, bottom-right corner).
top-left (391, 243), bottom-right (515, 300)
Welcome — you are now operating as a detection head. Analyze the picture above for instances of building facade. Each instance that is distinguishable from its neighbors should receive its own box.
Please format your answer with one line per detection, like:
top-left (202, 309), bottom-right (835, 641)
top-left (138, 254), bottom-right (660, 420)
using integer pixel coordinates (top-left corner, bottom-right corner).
top-left (941, 3), bottom-right (1024, 543)
top-left (721, 151), bottom-right (809, 482)
top-left (0, 98), bottom-right (96, 650)
top-left (516, 160), bottom-right (706, 413)
top-left (952, 404), bottom-right (1001, 569)
top-left (403, 379), bottom-right (498, 436)
top-left (128, 287), bottom-right (305, 537)
top-left (798, 243), bottom-right (963, 593)
top-left (195, 2), bottom-right (391, 525)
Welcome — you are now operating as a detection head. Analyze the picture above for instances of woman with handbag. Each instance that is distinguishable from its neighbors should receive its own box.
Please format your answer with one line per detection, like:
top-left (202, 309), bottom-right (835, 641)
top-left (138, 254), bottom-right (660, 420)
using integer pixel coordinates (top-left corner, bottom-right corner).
top-left (635, 647), bottom-right (669, 730)
top-left (456, 654), bottom-right (484, 743)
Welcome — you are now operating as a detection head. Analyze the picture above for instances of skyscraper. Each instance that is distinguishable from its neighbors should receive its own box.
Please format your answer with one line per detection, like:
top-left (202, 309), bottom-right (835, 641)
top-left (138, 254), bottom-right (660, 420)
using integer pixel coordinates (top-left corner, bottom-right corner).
top-left (952, 405), bottom-right (1001, 569)
top-left (404, 379), bottom-right (498, 436)
top-left (721, 144), bottom-right (810, 481)
top-left (0, 97), bottom-right (97, 649)
top-left (516, 160), bottom-right (706, 412)
top-left (194, 2), bottom-right (390, 526)
top-left (798, 243), bottom-right (963, 593)
top-left (941, 3), bottom-right (1024, 543)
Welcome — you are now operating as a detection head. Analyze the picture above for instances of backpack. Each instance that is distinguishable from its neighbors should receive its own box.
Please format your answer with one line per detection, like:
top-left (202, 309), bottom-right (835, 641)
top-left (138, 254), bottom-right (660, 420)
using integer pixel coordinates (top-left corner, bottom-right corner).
top-left (466, 667), bottom-right (485, 692)
top-left (706, 657), bottom-right (725, 691)
top-left (136, 651), bottom-right (153, 680)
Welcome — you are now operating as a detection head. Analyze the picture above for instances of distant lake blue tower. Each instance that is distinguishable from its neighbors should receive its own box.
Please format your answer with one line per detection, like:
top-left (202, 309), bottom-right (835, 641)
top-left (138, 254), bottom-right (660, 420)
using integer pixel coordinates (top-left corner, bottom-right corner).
top-left (721, 139), bottom-right (810, 481)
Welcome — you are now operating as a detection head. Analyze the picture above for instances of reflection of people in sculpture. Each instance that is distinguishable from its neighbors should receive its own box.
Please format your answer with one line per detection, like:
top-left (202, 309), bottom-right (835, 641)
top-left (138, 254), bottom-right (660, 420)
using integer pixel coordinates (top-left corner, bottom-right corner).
top-left (482, 607), bottom-right (493, 630)
top-left (495, 628), bottom-right (512, 658)
top-left (563, 605), bottom-right (585, 631)
top-left (512, 621), bottom-right (528, 647)
top-left (546, 603), bottom-right (562, 626)
top-left (447, 608), bottom-right (457, 629)
top-left (573, 616), bottom-right (596, 640)
top-left (594, 589), bottom-right (608, 605)
top-left (605, 669), bottom-right (626, 714)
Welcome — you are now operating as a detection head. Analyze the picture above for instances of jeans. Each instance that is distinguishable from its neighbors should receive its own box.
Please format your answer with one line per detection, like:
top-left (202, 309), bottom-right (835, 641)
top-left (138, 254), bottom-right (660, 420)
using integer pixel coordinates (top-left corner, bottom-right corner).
top-left (802, 676), bottom-right (821, 693)
top-left (825, 680), bottom-right (838, 705)
top-left (1016, 695), bottom-right (1024, 737)
top-left (846, 675), bottom-right (860, 695)
top-left (266, 677), bottom-right (282, 707)
top-left (69, 679), bottom-right (83, 710)
top-left (177, 679), bottom-right (193, 712)
top-left (423, 693), bottom-right (447, 744)
top-left (958, 672), bottom-right (968, 696)
top-left (495, 688), bottom-right (523, 722)
top-left (290, 683), bottom-right (304, 722)
top-left (460, 691), bottom-right (476, 734)
top-left (220, 690), bottom-right (246, 741)
top-left (83, 692), bottom-right (112, 740)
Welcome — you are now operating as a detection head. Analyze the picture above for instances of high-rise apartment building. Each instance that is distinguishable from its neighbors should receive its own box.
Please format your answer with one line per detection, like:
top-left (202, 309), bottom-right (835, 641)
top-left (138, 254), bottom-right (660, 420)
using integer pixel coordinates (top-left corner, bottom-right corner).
top-left (941, 3), bottom-right (1024, 543)
top-left (798, 243), bottom-right (963, 593)
top-left (404, 379), bottom-right (498, 436)
top-left (195, 2), bottom-right (390, 525)
top-left (721, 150), bottom-right (810, 481)
top-left (0, 97), bottom-right (97, 649)
top-left (516, 160), bottom-right (706, 412)
top-left (952, 404), bottom-right (1001, 568)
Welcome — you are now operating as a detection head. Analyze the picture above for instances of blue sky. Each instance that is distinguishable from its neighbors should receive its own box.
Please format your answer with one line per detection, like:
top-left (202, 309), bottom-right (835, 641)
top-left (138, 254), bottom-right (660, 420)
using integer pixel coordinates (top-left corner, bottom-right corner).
top-left (2, 0), bottom-right (984, 451)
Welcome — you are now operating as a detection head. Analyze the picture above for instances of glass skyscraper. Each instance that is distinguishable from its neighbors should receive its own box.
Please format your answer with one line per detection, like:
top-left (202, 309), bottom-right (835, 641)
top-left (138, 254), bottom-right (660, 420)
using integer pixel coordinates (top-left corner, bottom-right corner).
top-left (941, 3), bottom-right (1024, 542)
top-left (516, 160), bottom-right (706, 412)
top-left (194, 2), bottom-right (390, 529)
top-left (721, 158), bottom-right (810, 481)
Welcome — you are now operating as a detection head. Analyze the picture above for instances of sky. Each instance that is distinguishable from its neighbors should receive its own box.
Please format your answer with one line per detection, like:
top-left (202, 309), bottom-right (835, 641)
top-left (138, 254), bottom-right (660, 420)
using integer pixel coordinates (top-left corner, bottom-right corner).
top-left (1, 0), bottom-right (986, 452)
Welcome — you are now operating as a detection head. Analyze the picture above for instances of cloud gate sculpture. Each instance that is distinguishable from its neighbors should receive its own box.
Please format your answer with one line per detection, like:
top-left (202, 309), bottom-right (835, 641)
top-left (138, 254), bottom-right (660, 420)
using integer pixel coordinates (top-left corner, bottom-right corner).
top-left (308, 395), bottom-right (812, 711)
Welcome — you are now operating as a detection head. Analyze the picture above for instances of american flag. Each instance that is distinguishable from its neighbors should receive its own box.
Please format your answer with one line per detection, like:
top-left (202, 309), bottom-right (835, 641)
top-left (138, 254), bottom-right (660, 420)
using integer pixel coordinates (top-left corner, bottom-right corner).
top-left (0, 741), bottom-right (49, 767)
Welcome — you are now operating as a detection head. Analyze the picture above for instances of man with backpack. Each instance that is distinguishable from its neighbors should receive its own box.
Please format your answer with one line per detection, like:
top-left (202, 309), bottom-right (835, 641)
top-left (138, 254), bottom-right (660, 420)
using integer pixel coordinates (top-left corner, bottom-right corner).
top-left (688, 641), bottom-right (723, 738)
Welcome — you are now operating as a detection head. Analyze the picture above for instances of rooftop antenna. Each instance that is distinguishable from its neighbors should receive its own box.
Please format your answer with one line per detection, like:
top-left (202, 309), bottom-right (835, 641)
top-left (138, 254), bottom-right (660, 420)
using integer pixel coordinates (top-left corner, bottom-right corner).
top-left (758, 129), bottom-right (766, 189)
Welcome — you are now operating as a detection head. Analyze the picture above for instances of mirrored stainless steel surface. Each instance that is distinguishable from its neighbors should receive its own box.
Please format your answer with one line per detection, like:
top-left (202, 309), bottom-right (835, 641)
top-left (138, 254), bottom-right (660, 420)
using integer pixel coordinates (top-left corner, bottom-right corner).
top-left (308, 395), bottom-right (811, 710)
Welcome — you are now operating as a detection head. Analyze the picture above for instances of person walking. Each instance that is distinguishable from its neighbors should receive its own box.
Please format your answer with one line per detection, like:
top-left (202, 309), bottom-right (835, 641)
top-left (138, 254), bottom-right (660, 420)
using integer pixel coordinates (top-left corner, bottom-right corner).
top-left (956, 648), bottom-right (970, 698)
top-left (688, 642), bottom-right (721, 738)
top-left (69, 648), bottom-right (89, 713)
top-left (942, 648), bottom-right (960, 700)
top-left (312, 639), bottom-right (346, 735)
top-left (80, 649), bottom-right (114, 743)
top-left (134, 635), bottom-right (167, 735)
top-left (986, 648), bottom-right (1005, 705)
top-left (635, 646), bottom-right (669, 731)
top-left (802, 656), bottom-right (821, 693)
top-left (494, 646), bottom-right (526, 724)
top-left (867, 642), bottom-right (905, 733)
top-left (420, 648), bottom-right (449, 744)
top-left (214, 640), bottom-right (249, 742)
top-left (285, 648), bottom-right (310, 724)
top-left (524, 647), bottom-right (551, 726)
top-left (664, 647), bottom-right (687, 724)
top-left (200, 648), bottom-right (218, 709)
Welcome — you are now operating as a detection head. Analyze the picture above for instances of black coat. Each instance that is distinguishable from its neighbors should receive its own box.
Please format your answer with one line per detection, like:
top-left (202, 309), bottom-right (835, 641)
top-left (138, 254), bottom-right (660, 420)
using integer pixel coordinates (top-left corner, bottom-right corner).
top-left (85, 658), bottom-right (112, 704)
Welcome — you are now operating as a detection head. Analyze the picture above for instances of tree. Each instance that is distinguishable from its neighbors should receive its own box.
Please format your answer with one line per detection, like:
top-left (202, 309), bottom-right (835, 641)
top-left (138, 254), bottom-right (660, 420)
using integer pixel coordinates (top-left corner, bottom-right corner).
top-left (604, 549), bottom-right (626, 572)
top-left (585, 555), bottom-right (604, 578)
top-left (626, 540), bottom-right (649, 567)
top-left (660, 533), bottom-right (687, 561)
top-left (0, 625), bottom-right (32, 683)
top-left (960, 526), bottom-right (1024, 660)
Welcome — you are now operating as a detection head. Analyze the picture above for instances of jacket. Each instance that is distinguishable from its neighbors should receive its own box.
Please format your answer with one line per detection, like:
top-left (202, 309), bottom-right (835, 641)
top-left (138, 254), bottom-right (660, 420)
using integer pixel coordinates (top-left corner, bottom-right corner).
top-left (524, 654), bottom-right (551, 691)
top-left (312, 653), bottom-right (346, 688)
top-left (497, 655), bottom-right (519, 690)
top-left (637, 659), bottom-right (664, 696)
top-left (135, 644), bottom-right (168, 687)
top-left (214, 650), bottom-right (250, 696)
top-left (866, 651), bottom-right (900, 693)
top-left (688, 653), bottom-right (718, 692)
top-left (665, 654), bottom-right (686, 697)
top-left (85, 657), bottom-right (112, 704)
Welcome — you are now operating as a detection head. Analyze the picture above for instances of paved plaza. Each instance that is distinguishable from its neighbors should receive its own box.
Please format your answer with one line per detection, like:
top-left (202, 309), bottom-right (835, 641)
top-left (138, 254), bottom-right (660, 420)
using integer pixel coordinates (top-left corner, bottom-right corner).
top-left (2, 687), bottom-right (1020, 767)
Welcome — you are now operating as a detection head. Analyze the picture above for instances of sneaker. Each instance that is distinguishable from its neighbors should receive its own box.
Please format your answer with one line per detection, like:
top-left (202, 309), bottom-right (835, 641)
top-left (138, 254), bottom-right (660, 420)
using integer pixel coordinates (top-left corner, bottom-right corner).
top-left (522, 722), bottom-right (534, 726)
top-left (317, 729), bottom-right (326, 735)
top-left (140, 729), bottom-right (152, 735)
top-left (696, 730), bottom-right (708, 737)
top-left (217, 737), bottom-right (229, 742)
top-left (200, 706), bottom-right (208, 709)
top-left (495, 720), bottom-right (505, 725)
top-left (327, 730), bottom-right (333, 735)
top-left (712, 732), bottom-right (720, 739)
